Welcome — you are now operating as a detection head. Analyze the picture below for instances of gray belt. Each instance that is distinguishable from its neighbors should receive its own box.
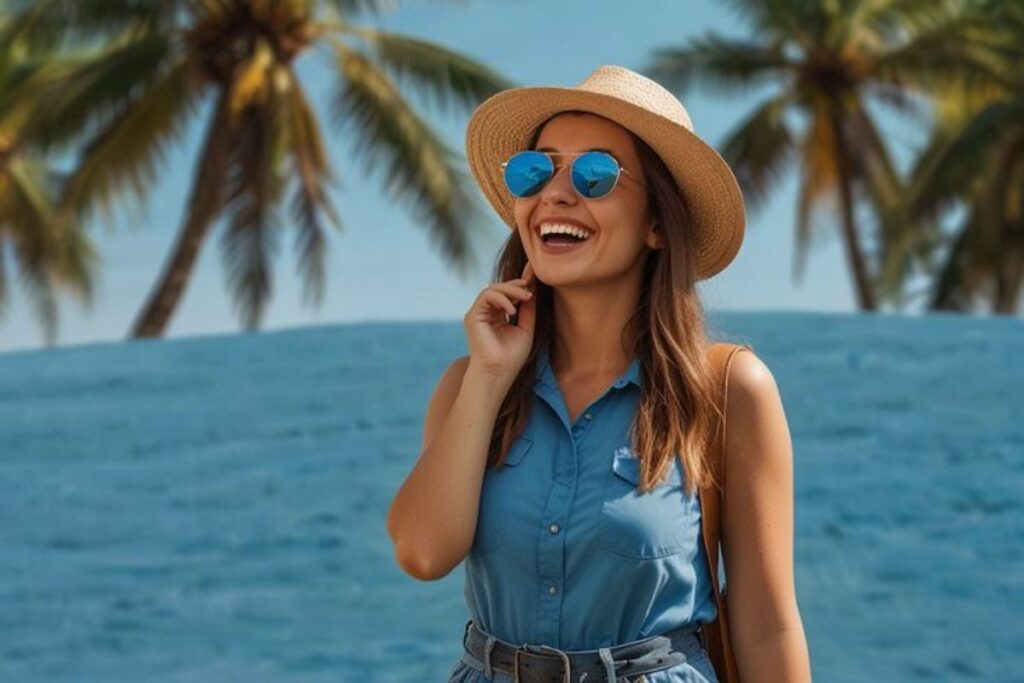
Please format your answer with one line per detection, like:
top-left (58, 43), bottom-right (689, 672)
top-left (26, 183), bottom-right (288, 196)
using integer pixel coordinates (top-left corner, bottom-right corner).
top-left (461, 618), bottom-right (708, 682)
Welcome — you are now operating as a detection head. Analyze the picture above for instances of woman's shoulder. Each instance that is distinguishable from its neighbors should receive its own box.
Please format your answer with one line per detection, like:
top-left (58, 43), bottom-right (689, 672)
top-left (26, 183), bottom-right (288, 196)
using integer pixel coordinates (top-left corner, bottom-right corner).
top-left (704, 341), bottom-right (769, 384)
top-left (717, 345), bottom-right (788, 461)
top-left (723, 345), bottom-right (776, 405)
top-left (702, 341), bottom-right (780, 425)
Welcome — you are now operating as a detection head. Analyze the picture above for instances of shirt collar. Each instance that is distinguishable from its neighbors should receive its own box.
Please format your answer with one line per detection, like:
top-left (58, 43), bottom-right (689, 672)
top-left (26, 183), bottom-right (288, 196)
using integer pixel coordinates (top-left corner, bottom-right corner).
top-left (535, 343), bottom-right (643, 391)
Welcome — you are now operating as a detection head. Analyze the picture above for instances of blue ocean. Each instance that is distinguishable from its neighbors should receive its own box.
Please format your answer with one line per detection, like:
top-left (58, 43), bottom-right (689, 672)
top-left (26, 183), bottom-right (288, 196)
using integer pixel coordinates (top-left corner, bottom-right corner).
top-left (1, 311), bottom-right (1021, 682)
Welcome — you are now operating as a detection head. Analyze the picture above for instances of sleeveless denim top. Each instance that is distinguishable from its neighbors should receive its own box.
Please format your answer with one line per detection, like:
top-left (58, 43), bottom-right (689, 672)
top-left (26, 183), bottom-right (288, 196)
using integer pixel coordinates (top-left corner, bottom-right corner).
top-left (459, 343), bottom-right (718, 652)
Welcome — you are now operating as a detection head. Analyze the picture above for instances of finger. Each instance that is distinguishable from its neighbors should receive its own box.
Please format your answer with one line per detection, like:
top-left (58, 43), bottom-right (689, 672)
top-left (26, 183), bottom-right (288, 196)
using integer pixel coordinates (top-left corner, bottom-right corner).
top-left (491, 281), bottom-right (533, 300)
top-left (514, 279), bottom-right (537, 332)
top-left (482, 290), bottom-right (517, 317)
top-left (521, 261), bottom-right (535, 285)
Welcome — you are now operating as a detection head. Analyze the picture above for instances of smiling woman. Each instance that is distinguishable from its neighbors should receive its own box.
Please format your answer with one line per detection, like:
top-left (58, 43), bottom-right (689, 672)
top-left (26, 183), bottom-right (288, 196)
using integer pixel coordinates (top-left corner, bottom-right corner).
top-left (387, 64), bottom-right (811, 683)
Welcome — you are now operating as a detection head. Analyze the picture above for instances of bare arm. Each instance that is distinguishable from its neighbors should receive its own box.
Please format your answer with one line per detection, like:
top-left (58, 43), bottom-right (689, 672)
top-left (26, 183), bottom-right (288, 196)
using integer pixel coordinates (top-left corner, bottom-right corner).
top-left (386, 356), bottom-right (515, 581)
top-left (388, 262), bottom-right (537, 581)
top-left (722, 350), bottom-right (813, 682)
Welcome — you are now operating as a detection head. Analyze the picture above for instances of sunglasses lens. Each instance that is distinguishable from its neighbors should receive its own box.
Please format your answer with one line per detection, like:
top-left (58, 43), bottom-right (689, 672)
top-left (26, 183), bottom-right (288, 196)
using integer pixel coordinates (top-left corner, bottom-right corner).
top-left (504, 151), bottom-right (553, 197)
top-left (571, 151), bottom-right (620, 198)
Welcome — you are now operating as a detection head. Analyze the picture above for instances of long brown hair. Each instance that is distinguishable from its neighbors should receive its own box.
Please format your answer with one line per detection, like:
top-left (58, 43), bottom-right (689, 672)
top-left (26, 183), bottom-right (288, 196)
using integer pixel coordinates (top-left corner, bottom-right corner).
top-left (487, 111), bottom-right (728, 497)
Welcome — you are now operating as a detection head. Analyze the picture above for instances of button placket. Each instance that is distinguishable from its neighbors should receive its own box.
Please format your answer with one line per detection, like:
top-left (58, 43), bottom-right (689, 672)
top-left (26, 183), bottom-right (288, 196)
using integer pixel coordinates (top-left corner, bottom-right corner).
top-left (525, 347), bottom-right (647, 648)
top-left (572, 405), bottom-right (600, 436)
top-left (535, 476), bottom-right (571, 645)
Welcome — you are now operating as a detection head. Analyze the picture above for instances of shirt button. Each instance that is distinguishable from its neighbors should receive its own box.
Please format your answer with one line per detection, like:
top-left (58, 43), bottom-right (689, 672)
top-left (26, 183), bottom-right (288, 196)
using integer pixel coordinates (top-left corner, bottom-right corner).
top-left (548, 523), bottom-right (560, 534)
top-left (584, 413), bottom-right (593, 420)
top-left (548, 584), bottom-right (557, 595)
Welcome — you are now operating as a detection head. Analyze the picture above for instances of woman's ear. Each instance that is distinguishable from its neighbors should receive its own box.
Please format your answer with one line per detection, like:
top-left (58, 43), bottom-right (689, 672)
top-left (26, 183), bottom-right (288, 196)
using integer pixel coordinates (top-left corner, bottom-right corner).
top-left (646, 221), bottom-right (663, 250)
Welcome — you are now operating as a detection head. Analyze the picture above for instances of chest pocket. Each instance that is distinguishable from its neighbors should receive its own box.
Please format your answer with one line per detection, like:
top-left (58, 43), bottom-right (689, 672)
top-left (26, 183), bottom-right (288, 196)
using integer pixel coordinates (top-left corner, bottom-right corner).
top-left (471, 437), bottom-right (534, 556)
top-left (595, 447), bottom-right (694, 559)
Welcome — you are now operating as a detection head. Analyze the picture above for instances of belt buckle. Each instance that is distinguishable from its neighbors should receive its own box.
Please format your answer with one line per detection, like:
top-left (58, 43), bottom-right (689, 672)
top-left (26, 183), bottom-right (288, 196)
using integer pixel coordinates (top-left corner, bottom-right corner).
top-left (513, 643), bottom-right (572, 683)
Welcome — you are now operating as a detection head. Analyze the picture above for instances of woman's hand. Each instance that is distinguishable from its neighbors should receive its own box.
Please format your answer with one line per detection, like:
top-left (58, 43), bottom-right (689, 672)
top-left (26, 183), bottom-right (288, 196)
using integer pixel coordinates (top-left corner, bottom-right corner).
top-left (463, 261), bottom-right (537, 381)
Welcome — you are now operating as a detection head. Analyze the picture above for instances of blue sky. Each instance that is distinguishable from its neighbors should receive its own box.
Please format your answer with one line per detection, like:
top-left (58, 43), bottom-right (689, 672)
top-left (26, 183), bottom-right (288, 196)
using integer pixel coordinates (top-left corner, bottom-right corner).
top-left (0, 0), bottom-right (932, 354)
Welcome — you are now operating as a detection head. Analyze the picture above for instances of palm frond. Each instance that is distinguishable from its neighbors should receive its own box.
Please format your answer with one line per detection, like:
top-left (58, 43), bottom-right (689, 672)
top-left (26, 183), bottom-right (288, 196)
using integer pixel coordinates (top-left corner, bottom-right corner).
top-left (907, 98), bottom-right (1023, 221)
top-left (331, 43), bottom-right (486, 278)
top-left (56, 52), bottom-right (201, 231)
top-left (1, 155), bottom-right (97, 343)
top-left (0, 48), bottom-right (67, 130)
top-left (870, 17), bottom-right (1016, 96)
top-left (220, 126), bottom-right (281, 331)
top-left (283, 69), bottom-right (342, 308)
top-left (0, 156), bottom-right (58, 263)
top-left (720, 0), bottom-right (820, 50)
top-left (928, 210), bottom-right (985, 311)
top-left (845, 100), bottom-right (901, 212)
top-left (220, 51), bottom-right (291, 331)
top-left (645, 34), bottom-right (795, 96)
top-left (326, 0), bottom-right (399, 20)
top-left (792, 105), bottom-right (841, 284)
top-left (958, 0), bottom-right (1024, 75)
top-left (862, 80), bottom-right (935, 124)
top-left (340, 24), bottom-right (517, 117)
top-left (718, 94), bottom-right (796, 211)
top-left (0, 0), bottom-right (178, 52)
top-left (847, 0), bottom-right (963, 45)
top-left (53, 215), bottom-right (99, 308)
top-left (19, 34), bottom-right (179, 154)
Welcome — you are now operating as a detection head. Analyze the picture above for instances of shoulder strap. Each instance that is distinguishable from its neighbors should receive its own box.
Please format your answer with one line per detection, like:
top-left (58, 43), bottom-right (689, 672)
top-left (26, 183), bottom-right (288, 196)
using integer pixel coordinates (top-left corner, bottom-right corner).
top-left (698, 341), bottom-right (751, 683)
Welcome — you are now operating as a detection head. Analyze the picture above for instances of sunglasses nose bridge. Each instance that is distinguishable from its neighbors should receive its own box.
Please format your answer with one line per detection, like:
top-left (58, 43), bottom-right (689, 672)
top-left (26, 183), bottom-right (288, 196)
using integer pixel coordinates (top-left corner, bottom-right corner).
top-left (537, 158), bottom-right (577, 200)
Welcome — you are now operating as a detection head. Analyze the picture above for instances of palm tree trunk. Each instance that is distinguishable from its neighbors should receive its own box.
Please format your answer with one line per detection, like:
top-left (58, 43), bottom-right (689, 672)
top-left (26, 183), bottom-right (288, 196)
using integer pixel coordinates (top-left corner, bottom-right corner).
top-left (992, 226), bottom-right (1023, 315)
top-left (830, 108), bottom-right (878, 312)
top-left (991, 137), bottom-right (1024, 316)
top-left (129, 92), bottom-right (233, 338)
top-left (929, 225), bottom-right (971, 312)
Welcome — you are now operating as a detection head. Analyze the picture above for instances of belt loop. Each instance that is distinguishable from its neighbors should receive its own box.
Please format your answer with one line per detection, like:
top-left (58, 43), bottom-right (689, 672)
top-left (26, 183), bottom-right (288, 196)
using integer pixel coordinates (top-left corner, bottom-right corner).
top-left (597, 647), bottom-right (617, 682)
top-left (482, 635), bottom-right (497, 679)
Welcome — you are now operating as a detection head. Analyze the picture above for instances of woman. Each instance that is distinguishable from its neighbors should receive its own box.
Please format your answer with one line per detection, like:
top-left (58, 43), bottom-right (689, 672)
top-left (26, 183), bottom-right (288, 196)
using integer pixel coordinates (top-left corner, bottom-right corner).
top-left (387, 65), bottom-right (811, 682)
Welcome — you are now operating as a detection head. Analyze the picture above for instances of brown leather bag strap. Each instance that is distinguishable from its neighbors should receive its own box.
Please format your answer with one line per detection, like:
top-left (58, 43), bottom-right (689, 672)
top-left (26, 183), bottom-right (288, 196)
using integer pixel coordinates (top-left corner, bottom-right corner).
top-left (698, 341), bottom-right (752, 683)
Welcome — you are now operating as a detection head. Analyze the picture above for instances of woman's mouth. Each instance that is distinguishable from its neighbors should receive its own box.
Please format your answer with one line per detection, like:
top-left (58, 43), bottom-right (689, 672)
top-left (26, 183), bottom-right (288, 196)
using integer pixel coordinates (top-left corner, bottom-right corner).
top-left (537, 222), bottom-right (594, 255)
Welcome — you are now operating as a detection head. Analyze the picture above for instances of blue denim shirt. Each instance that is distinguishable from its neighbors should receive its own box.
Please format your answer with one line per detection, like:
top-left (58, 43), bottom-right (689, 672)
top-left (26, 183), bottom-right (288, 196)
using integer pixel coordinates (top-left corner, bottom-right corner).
top-left (458, 343), bottom-right (718, 655)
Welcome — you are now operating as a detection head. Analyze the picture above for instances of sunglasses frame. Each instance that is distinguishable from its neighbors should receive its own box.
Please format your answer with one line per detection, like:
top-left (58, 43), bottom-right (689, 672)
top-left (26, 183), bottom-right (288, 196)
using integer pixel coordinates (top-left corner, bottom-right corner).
top-left (500, 150), bottom-right (643, 200)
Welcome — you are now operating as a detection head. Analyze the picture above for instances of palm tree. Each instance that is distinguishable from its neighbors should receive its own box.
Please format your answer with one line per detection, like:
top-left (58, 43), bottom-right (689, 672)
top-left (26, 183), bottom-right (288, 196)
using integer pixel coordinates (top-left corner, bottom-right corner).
top-left (643, 0), bottom-right (994, 312)
top-left (0, 29), bottom-right (96, 345)
top-left (4, 0), bottom-right (515, 338)
top-left (901, 1), bottom-right (1024, 314)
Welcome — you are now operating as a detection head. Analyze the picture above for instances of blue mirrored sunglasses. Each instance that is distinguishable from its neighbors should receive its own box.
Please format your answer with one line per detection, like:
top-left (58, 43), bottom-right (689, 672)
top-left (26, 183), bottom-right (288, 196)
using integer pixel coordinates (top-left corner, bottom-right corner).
top-left (500, 150), bottom-right (642, 200)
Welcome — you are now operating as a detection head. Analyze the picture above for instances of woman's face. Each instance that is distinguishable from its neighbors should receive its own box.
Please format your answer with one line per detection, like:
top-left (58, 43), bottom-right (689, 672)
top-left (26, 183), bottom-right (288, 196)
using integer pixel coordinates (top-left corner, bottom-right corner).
top-left (513, 112), bottom-right (661, 287)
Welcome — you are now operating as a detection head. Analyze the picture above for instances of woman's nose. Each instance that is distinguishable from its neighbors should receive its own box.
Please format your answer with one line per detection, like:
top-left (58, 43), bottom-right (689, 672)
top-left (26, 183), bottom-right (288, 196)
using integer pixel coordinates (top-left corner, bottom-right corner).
top-left (539, 163), bottom-right (577, 205)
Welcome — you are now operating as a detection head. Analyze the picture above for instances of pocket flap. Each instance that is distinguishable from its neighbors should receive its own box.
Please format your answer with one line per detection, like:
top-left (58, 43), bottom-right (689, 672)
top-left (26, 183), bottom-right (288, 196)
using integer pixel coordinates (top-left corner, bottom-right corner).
top-left (611, 447), bottom-right (682, 487)
top-left (503, 437), bottom-right (534, 467)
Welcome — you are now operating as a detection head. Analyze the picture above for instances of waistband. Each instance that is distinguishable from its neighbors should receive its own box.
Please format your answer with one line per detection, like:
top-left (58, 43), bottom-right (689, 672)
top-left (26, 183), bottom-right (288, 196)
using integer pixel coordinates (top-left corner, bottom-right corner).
top-left (460, 619), bottom-right (708, 682)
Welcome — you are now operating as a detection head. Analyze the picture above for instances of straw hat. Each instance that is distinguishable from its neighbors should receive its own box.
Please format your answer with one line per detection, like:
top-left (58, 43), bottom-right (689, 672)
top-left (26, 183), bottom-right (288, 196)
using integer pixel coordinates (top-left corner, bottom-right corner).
top-left (465, 64), bottom-right (746, 280)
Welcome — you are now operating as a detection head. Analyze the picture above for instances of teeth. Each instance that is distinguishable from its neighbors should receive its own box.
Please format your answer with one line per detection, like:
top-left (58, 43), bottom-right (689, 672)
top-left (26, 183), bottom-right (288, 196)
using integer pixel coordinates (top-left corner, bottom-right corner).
top-left (539, 222), bottom-right (592, 240)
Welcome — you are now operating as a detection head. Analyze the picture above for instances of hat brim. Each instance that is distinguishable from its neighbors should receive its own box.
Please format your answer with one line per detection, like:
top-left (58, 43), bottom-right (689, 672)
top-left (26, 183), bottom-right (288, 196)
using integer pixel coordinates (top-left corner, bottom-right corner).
top-left (465, 86), bottom-right (745, 280)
